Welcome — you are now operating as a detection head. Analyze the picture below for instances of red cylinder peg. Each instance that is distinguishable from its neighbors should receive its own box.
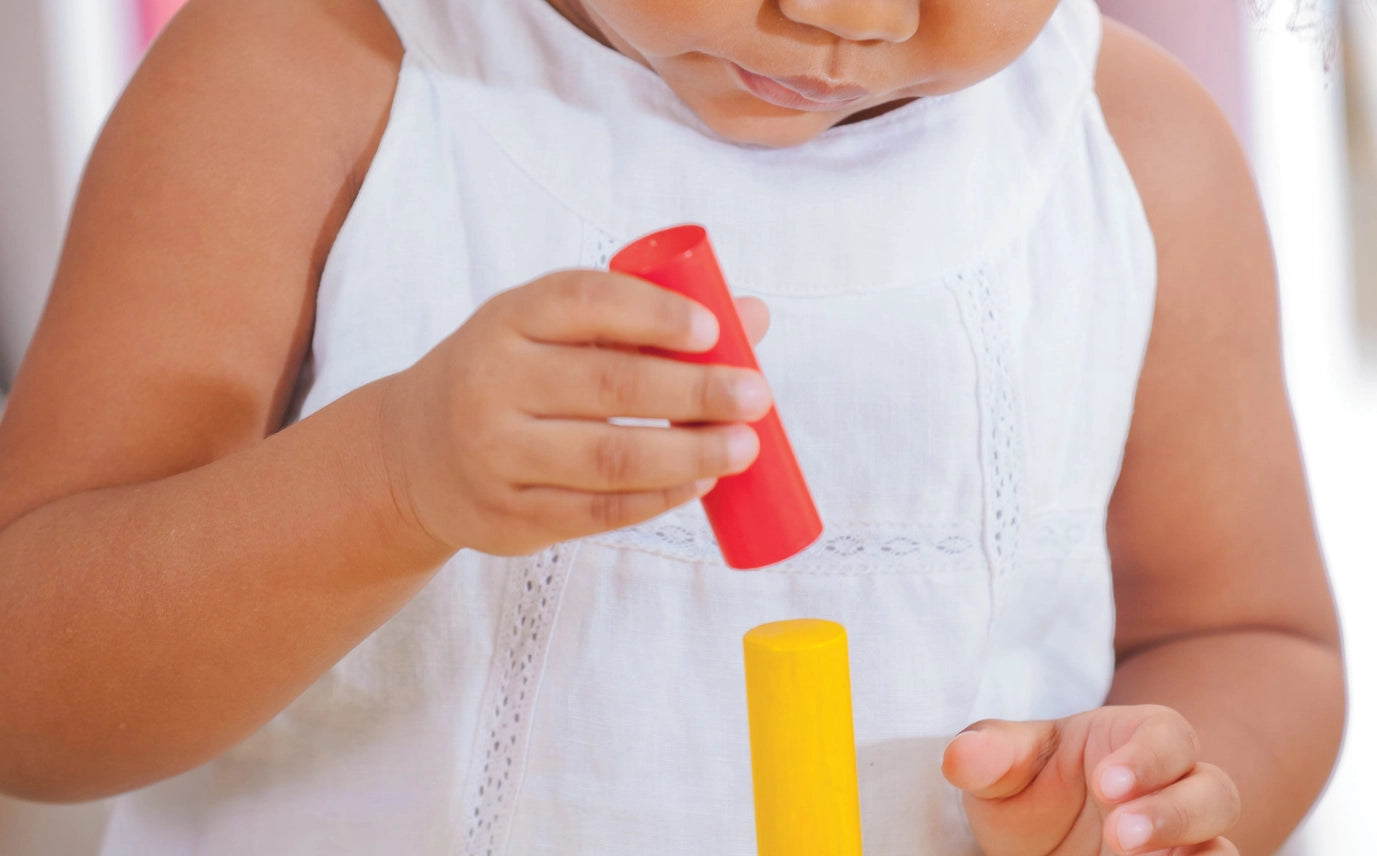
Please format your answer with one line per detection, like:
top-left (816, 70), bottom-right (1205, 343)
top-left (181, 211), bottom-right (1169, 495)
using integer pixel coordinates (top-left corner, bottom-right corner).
top-left (611, 225), bottom-right (822, 569)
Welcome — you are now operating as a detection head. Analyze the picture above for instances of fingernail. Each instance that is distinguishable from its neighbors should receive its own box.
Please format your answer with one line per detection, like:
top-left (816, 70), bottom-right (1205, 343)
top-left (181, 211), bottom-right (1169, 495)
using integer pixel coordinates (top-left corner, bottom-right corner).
top-left (1117, 813), bottom-right (1153, 851)
top-left (687, 309), bottom-right (719, 351)
top-left (1100, 765), bottom-right (1136, 801)
top-left (731, 375), bottom-right (770, 415)
top-left (726, 426), bottom-right (759, 469)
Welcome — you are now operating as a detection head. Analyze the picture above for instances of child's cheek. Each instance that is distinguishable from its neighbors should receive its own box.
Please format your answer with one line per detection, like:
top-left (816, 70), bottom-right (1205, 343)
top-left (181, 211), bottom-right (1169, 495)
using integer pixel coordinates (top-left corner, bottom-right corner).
top-left (584, 0), bottom-right (748, 60)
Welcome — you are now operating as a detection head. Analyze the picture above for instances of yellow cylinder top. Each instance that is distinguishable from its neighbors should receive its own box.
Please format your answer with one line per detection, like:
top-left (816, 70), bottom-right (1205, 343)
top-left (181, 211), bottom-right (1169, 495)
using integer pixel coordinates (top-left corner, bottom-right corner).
top-left (743, 619), bottom-right (863, 856)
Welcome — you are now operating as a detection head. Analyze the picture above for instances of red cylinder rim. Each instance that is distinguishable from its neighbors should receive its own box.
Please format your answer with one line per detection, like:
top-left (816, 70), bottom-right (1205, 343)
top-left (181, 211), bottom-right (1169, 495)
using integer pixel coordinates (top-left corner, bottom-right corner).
top-left (609, 224), bottom-right (708, 276)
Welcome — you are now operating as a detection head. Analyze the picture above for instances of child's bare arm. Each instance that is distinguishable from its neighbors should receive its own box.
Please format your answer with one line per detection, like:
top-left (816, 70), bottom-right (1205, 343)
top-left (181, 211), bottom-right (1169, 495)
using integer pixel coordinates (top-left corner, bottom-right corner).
top-left (0, 0), bottom-right (766, 802)
top-left (0, 0), bottom-right (427, 801)
top-left (943, 22), bottom-right (1343, 856)
top-left (1098, 20), bottom-right (1343, 852)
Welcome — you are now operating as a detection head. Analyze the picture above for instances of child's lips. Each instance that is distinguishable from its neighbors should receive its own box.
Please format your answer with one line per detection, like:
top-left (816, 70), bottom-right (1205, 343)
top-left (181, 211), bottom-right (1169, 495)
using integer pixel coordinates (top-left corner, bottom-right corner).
top-left (731, 64), bottom-right (869, 112)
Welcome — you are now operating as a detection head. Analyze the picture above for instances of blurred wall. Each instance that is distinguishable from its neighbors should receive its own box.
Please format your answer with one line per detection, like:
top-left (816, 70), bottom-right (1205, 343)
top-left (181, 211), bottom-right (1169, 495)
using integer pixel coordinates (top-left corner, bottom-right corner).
top-left (1097, 0), bottom-right (1251, 145)
top-left (0, 6), bottom-right (128, 852)
top-left (0, 0), bottom-right (133, 392)
top-left (0, 0), bottom-right (63, 390)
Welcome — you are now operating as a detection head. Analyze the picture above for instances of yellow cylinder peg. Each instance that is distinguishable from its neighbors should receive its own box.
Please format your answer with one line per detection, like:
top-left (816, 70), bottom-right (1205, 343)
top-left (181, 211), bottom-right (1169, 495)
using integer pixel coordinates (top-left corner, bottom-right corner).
top-left (743, 619), bottom-right (863, 856)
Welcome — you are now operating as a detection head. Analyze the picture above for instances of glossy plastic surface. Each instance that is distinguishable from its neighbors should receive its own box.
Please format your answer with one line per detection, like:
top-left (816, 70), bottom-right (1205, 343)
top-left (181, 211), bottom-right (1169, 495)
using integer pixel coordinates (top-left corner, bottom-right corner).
top-left (610, 225), bottom-right (822, 569)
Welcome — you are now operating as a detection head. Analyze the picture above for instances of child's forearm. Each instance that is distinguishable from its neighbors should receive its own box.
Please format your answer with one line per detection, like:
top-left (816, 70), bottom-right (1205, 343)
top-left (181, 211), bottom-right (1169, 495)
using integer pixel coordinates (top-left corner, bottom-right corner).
top-left (0, 377), bottom-right (453, 803)
top-left (1105, 628), bottom-right (1345, 853)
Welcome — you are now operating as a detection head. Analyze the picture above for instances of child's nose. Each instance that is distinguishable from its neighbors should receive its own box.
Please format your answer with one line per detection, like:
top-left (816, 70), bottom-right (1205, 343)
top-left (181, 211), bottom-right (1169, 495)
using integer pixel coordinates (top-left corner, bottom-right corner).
top-left (776, 0), bottom-right (919, 43)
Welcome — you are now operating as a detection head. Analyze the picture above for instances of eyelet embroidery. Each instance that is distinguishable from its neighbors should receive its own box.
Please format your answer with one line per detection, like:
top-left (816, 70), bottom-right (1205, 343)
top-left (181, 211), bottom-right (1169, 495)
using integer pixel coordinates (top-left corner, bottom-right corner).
top-left (587, 516), bottom-right (980, 572)
top-left (460, 545), bottom-right (576, 856)
top-left (952, 268), bottom-right (1023, 580)
top-left (586, 227), bottom-right (622, 269)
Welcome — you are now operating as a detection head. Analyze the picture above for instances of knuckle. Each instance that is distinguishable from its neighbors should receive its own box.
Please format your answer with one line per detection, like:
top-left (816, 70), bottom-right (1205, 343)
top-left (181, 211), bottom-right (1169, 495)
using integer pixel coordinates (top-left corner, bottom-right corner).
top-left (468, 422), bottom-right (510, 469)
top-left (468, 352), bottom-right (510, 402)
top-left (1208, 764), bottom-right (1243, 827)
top-left (587, 492), bottom-right (627, 530)
top-left (1143, 703), bottom-right (1179, 725)
top-left (483, 288), bottom-right (535, 340)
top-left (1156, 793), bottom-right (1192, 840)
top-left (592, 433), bottom-right (639, 486)
top-left (551, 270), bottom-right (606, 315)
top-left (477, 288), bottom-right (513, 323)
top-left (480, 485), bottom-right (523, 521)
top-left (665, 481), bottom-right (698, 508)
top-left (694, 368), bottom-right (721, 417)
top-left (1147, 704), bottom-right (1200, 764)
top-left (1180, 719), bottom-right (1203, 759)
top-left (1141, 738), bottom-right (1173, 782)
top-left (658, 293), bottom-right (696, 340)
top-left (595, 357), bottom-right (641, 414)
top-left (697, 430), bottom-right (731, 476)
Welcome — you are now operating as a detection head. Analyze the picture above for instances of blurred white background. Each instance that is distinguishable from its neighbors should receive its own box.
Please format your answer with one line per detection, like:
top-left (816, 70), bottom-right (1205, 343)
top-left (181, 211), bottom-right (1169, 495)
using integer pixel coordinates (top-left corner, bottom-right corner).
top-left (0, 0), bottom-right (1372, 853)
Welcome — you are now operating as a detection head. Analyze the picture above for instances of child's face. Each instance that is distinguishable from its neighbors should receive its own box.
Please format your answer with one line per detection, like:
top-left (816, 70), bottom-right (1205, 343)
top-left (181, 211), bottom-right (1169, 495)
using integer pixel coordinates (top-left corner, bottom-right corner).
top-left (548, 0), bottom-right (1063, 147)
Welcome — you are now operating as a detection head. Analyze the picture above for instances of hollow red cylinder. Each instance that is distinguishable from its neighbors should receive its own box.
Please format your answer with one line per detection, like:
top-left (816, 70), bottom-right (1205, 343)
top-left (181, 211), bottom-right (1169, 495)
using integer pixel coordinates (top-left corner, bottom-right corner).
top-left (610, 225), bottom-right (823, 569)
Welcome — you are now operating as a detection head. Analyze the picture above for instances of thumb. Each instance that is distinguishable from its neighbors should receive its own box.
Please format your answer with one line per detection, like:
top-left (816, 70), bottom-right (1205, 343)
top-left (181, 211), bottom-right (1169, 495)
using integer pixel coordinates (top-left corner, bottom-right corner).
top-left (942, 719), bottom-right (1059, 800)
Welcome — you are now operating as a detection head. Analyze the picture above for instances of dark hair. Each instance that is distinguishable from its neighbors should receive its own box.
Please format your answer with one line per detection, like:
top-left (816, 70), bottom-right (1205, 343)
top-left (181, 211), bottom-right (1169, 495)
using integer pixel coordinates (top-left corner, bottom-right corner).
top-left (1252, 0), bottom-right (1338, 67)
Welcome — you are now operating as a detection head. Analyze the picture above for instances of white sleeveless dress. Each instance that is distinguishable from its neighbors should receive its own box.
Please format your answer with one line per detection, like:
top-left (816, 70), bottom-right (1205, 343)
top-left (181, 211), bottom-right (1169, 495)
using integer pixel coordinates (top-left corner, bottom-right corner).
top-left (100, 0), bottom-right (1155, 853)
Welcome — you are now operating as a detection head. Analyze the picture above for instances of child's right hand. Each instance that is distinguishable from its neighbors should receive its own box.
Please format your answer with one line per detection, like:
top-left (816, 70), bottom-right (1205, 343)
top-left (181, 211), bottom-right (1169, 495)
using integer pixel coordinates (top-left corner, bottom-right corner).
top-left (379, 269), bottom-right (774, 556)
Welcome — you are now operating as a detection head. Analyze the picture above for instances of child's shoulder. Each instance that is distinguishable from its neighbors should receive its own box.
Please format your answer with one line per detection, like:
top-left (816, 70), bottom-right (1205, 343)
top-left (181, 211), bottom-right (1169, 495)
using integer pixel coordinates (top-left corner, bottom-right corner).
top-left (138, 0), bottom-right (403, 200)
top-left (0, 0), bottom-right (403, 525)
top-left (1092, 18), bottom-right (1267, 368)
top-left (155, 0), bottom-right (402, 158)
top-left (1094, 18), bottom-right (1251, 249)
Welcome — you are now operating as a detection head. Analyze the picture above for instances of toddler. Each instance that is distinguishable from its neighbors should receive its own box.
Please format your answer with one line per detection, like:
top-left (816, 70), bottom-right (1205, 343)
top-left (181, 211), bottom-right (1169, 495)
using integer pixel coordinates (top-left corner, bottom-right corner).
top-left (0, 0), bottom-right (1345, 853)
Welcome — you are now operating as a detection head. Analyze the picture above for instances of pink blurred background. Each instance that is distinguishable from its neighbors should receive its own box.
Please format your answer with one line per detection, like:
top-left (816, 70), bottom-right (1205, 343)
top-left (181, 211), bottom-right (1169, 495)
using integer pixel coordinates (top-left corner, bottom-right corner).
top-left (137, 0), bottom-right (187, 47)
top-left (1097, 0), bottom-right (1250, 143)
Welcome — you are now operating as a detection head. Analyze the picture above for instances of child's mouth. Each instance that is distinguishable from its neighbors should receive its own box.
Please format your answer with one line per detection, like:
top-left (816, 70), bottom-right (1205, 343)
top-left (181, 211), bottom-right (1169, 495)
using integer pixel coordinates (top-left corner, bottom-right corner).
top-left (731, 64), bottom-right (869, 112)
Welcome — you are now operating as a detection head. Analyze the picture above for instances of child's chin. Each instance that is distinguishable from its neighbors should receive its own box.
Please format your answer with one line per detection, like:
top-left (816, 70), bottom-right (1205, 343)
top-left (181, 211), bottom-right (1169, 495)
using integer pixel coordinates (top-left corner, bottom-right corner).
top-left (691, 106), bottom-right (839, 149)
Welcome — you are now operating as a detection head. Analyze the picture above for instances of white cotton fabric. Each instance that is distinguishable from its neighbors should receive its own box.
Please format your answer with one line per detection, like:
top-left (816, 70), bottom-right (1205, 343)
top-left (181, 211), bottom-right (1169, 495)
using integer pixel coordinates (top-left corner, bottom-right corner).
top-left (100, 0), bottom-right (1156, 853)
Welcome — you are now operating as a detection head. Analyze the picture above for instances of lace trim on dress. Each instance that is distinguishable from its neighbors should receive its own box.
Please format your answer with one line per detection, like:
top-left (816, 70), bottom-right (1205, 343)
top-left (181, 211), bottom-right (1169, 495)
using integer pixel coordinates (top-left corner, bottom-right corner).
top-left (586, 227), bottom-right (622, 269)
top-left (588, 508), bottom-right (1102, 570)
top-left (459, 545), bottom-right (577, 856)
top-left (1024, 508), bottom-right (1106, 559)
top-left (952, 268), bottom-right (1023, 580)
top-left (587, 517), bottom-right (984, 573)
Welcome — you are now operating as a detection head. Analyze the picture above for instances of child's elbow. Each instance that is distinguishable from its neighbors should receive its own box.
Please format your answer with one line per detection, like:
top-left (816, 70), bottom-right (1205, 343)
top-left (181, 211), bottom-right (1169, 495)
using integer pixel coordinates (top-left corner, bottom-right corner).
top-left (1327, 640), bottom-right (1350, 770)
top-left (0, 777), bottom-right (107, 805)
top-left (0, 737), bottom-right (156, 804)
top-left (0, 764), bottom-right (109, 806)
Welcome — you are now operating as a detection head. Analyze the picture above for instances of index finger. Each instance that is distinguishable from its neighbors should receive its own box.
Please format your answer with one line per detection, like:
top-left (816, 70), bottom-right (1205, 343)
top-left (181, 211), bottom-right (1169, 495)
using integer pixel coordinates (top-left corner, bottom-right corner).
top-left (513, 269), bottom-right (720, 353)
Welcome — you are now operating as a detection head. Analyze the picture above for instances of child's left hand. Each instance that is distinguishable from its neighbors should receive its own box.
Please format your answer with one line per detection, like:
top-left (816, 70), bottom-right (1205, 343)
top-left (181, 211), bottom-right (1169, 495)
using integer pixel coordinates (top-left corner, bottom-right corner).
top-left (942, 705), bottom-right (1241, 855)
